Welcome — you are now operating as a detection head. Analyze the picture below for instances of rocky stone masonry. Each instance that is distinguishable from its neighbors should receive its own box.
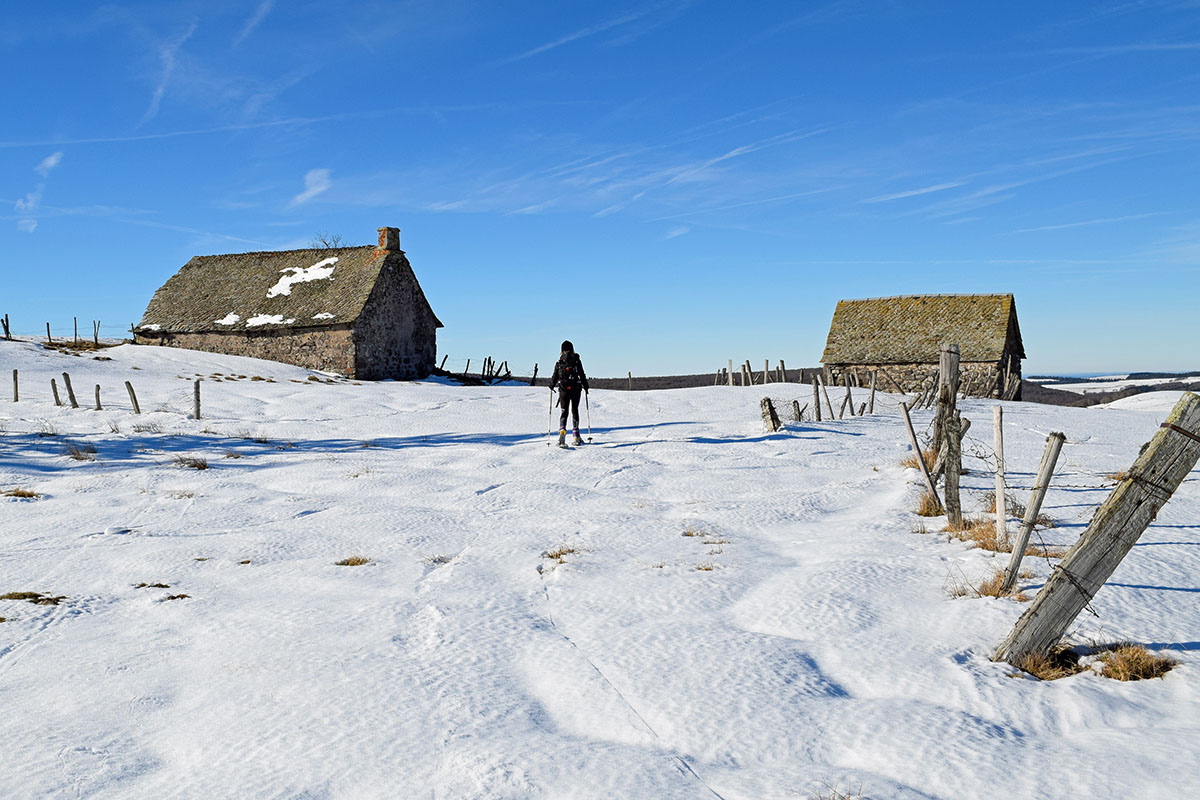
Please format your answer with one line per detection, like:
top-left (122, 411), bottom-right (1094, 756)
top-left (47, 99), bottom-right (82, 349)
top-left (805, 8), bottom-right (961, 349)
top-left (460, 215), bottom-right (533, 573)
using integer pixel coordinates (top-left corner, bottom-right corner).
top-left (827, 359), bottom-right (1020, 397)
top-left (352, 256), bottom-right (438, 380)
top-left (138, 327), bottom-right (356, 376)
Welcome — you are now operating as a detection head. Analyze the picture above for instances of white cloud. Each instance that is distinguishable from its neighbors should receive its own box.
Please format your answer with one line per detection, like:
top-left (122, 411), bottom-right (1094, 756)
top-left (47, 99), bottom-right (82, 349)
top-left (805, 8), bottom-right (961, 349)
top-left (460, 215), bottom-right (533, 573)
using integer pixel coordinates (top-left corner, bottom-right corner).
top-left (16, 218), bottom-right (37, 233)
top-left (665, 225), bottom-right (690, 239)
top-left (862, 181), bottom-right (964, 204)
top-left (14, 188), bottom-right (42, 213)
top-left (234, 1), bottom-right (274, 47)
top-left (141, 21), bottom-right (198, 125)
top-left (35, 151), bottom-right (63, 177)
top-left (288, 168), bottom-right (332, 207)
top-left (498, 9), bottom-right (651, 64)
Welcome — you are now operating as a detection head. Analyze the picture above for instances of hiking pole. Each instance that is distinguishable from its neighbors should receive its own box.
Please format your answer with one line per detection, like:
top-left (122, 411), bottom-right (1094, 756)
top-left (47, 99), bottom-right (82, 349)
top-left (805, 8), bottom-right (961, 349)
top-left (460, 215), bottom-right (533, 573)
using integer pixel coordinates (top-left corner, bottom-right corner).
top-left (547, 388), bottom-right (554, 445)
top-left (585, 390), bottom-right (592, 442)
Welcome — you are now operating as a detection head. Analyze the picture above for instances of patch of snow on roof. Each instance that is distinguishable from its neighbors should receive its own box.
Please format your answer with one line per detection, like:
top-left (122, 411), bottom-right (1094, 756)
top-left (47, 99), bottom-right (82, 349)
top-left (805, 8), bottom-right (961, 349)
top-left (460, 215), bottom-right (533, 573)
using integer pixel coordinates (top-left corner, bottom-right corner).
top-left (312, 312), bottom-right (335, 320)
top-left (142, 324), bottom-right (161, 331)
top-left (246, 314), bottom-right (295, 326)
top-left (266, 257), bottom-right (337, 298)
top-left (214, 313), bottom-right (241, 326)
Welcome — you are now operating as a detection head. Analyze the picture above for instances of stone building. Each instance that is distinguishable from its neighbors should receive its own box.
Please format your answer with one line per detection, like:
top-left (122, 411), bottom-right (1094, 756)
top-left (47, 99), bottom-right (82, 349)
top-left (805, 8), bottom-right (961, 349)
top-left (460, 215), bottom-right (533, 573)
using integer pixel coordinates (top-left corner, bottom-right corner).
top-left (820, 293), bottom-right (1025, 398)
top-left (134, 227), bottom-right (441, 379)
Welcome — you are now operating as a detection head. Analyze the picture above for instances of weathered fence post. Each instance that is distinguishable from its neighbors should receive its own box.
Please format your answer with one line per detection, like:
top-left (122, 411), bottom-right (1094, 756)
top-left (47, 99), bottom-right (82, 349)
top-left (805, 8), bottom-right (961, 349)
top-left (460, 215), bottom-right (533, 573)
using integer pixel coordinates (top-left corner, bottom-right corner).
top-left (761, 397), bottom-right (781, 432)
top-left (944, 411), bottom-right (963, 528)
top-left (727, 359), bottom-right (734, 387)
top-left (900, 401), bottom-right (942, 513)
top-left (61, 372), bottom-right (79, 408)
top-left (811, 376), bottom-right (822, 421)
top-left (125, 381), bottom-right (141, 414)
top-left (92, 320), bottom-right (100, 346)
top-left (51, 378), bottom-right (62, 406)
top-left (1000, 431), bottom-right (1067, 594)
top-left (463, 358), bottom-right (470, 378)
top-left (793, 399), bottom-right (802, 421)
top-left (764, 359), bottom-right (770, 384)
top-left (994, 394), bottom-right (1200, 663)
top-left (994, 406), bottom-right (1007, 545)
top-left (933, 343), bottom-right (960, 453)
top-left (2, 313), bottom-right (10, 339)
top-left (46, 322), bottom-right (52, 344)
top-left (779, 359), bottom-right (787, 383)
top-left (193, 379), bottom-right (201, 420)
top-left (11, 369), bottom-right (17, 402)
top-left (94, 385), bottom-right (101, 411)
top-left (818, 375), bottom-right (835, 419)
top-left (74, 316), bottom-right (78, 345)
top-left (530, 363), bottom-right (538, 386)
top-left (843, 383), bottom-right (853, 418)
top-left (857, 402), bottom-right (866, 416)
top-left (627, 371), bottom-right (633, 391)
top-left (440, 354), bottom-right (448, 370)
top-left (868, 370), bottom-right (877, 414)
top-left (838, 393), bottom-right (849, 419)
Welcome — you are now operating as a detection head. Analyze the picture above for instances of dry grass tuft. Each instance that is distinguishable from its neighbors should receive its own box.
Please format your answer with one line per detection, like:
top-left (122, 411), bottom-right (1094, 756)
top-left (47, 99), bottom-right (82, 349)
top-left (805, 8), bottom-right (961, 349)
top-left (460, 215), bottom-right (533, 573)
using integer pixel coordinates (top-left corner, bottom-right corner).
top-left (681, 525), bottom-right (707, 537)
top-left (808, 779), bottom-right (865, 800)
top-left (0, 591), bottom-right (67, 606)
top-left (1013, 646), bottom-right (1083, 681)
top-left (64, 442), bottom-right (97, 461)
top-left (543, 545), bottom-right (578, 565)
top-left (223, 450), bottom-right (244, 459)
top-left (162, 594), bottom-right (190, 601)
top-left (945, 516), bottom-right (1064, 557)
top-left (238, 559), bottom-right (251, 565)
top-left (695, 562), bottom-right (716, 571)
top-left (133, 582), bottom-right (171, 589)
top-left (172, 455), bottom-right (209, 470)
top-left (983, 491), bottom-right (1056, 528)
top-left (335, 555), bottom-right (371, 567)
top-left (914, 490), bottom-right (943, 517)
top-left (702, 537), bottom-right (731, 545)
top-left (1096, 644), bottom-right (1177, 681)
top-left (3, 487), bottom-right (41, 499)
top-left (900, 447), bottom-right (936, 471)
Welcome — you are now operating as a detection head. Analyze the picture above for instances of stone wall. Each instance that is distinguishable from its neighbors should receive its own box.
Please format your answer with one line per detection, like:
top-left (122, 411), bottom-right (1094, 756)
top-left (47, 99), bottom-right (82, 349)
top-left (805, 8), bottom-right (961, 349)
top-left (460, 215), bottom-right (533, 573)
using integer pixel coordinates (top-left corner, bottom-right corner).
top-left (826, 360), bottom-right (1007, 397)
top-left (134, 326), bottom-right (356, 376)
top-left (352, 256), bottom-right (438, 380)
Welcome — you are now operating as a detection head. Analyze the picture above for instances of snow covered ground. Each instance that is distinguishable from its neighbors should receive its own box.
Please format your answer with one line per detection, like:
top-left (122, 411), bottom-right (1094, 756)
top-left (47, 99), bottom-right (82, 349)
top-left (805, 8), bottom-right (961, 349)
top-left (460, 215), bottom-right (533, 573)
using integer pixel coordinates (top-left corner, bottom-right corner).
top-left (1, 340), bottom-right (1198, 798)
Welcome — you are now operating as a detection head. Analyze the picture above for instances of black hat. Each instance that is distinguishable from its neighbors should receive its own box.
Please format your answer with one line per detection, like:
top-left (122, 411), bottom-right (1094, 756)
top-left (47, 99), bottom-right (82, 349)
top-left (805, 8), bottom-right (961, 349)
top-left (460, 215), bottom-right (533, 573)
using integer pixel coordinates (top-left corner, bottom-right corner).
top-left (561, 340), bottom-right (574, 353)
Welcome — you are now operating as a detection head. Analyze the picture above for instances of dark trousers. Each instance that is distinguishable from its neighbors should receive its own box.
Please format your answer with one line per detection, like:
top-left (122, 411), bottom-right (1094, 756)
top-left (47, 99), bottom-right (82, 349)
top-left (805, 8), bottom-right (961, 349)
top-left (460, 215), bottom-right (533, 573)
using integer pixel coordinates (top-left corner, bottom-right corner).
top-left (558, 390), bottom-right (581, 431)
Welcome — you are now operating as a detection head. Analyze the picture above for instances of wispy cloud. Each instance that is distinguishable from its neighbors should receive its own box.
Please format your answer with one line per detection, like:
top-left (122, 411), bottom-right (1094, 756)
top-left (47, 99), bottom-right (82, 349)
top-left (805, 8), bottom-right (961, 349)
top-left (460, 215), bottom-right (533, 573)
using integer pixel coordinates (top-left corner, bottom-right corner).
top-left (497, 8), bottom-right (653, 64)
top-left (1012, 211), bottom-right (1169, 234)
top-left (288, 168), bottom-right (332, 207)
top-left (664, 225), bottom-right (690, 239)
top-left (141, 21), bottom-right (198, 124)
top-left (861, 181), bottom-right (964, 203)
top-left (649, 187), bottom-right (839, 221)
top-left (35, 151), bottom-right (63, 177)
top-left (233, 1), bottom-right (274, 47)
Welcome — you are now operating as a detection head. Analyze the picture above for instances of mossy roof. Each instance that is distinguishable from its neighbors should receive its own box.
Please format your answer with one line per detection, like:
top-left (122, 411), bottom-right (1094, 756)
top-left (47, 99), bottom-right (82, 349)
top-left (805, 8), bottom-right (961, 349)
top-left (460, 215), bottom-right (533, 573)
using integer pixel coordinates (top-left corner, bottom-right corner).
top-left (137, 246), bottom-right (440, 333)
top-left (821, 294), bottom-right (1023, 365)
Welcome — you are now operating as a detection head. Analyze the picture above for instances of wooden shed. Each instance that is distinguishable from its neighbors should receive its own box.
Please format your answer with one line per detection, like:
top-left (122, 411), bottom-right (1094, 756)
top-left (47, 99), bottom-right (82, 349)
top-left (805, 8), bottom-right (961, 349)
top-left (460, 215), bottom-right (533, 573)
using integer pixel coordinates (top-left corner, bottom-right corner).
top-left (820, 293), bottom-right (1025, 399)
top-left (134, 227), bottom-right (442, 379)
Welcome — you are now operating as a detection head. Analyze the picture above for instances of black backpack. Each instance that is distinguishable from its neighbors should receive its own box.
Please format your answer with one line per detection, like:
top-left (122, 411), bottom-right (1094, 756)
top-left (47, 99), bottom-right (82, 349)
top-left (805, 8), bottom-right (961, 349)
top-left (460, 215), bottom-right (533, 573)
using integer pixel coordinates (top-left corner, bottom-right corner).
top-left (559, 353), bottom-right (582, 393)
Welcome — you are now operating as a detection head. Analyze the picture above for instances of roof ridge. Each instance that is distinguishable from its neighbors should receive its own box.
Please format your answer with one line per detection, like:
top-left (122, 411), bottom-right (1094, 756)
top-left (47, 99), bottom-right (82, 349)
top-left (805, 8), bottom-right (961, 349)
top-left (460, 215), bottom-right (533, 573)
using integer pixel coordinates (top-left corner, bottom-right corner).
top-left (192, 244), bottom-right (379, 260)
top-left (838, 293), bottom-right (1013, 303)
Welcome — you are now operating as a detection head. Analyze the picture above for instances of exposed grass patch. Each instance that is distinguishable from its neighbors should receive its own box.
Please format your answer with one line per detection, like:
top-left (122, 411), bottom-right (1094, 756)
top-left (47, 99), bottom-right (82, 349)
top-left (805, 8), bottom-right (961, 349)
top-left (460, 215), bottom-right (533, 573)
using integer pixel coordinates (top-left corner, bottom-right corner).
top-left (543, 545), bottom-right (578, 566)
top-left (1013, 646), bottom-right (1084, 681)
top-left (681, 525), bottom-right (708, 537)
top-left (945, 515), bottom-right (1065, 557)
top-left (162, 594), bottom-right (190, 601)
top-left (223, 450), bottom-right (244, 459)
top-left (239, 559), bottom-right (251, 565)
top-left (64, 442), bottom-right (97, 461)
top-left (251, 376), bottom-right (265, 381)
top-left (134, 582), bottom-right (171, 589)
top-left (0, 591), bottom-right (67, 606)
top-left (695, 562), bottom-right (716, 571)
top-left (335, 555), bottom-right (371, 566)
top-left (171, 490), bottom-right (196, 499)
top-left (2, 487), bottom-right (41, 499)
top-left (133, 421), bottom-right (163, 434)
top-left (172, 455), bottom-right (209, 470)
top-left (914, 490), bottom-right (943, 517)
top-left (1096, 644), bottom-right (1177, 681)
top-left (900, 447), bottom-right (936, 471)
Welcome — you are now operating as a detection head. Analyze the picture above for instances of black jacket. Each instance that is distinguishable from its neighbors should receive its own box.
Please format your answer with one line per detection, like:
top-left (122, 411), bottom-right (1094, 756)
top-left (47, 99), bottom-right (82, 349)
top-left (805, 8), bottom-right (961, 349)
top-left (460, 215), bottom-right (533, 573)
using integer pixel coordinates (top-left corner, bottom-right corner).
top-left (549, 352), bottom-right (589, 395)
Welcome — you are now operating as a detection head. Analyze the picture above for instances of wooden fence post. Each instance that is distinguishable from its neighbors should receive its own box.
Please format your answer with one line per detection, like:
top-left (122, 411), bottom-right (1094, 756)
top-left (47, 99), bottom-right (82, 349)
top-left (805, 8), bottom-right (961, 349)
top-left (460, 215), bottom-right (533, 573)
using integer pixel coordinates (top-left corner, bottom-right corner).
top-left (61, 372), bottom-right (79, 408)
top-left (994, 395), bottom-right (1200, 662)
top-left (994, 406), bottom-right (1007, 545)
top-left (931, 417), bottom-right (971, 478)
top-left (627, 371), bottom-right (633, 391)
top-left (793, 399), bottom-right (802, 421)
top-left (868, 370), bottom-right (877, 414)
top-left (125, 381), bottom-right (141, 414)
top-left (530, 363), bottom-right (538, 386)
top-left (94, 385), bottom-right (101, 411)
top-left (944, 411), bottom-right (962, 528)
top-left (2, 313), bottom-right (10, 339)
top-left (761, 397), bottom-right (781, 432)
top-left (728, 359), bottom-right (734, 387)
top-left (900, 401), bottom-right (942, 513)
top-left (843, 383), bottom-right (853, 418)
top-left (838, 393), bottom-right (849, 419)
top-left (934, 343), bottom-right (960, 452)
top-left (11, 369), bottom-right (17, 402)
top-left (857, 402), bottom-right (866, 416)
top-left (818, 375), bottom-right (835, 419)
top-left (193, 379), bottom-right (201, 420)
top-left (763, 359), bottom-right (770, 384)
top-left (779, 359), bottom-right (786, 383)
top-left (999, 431), bottom-right (1066, 594)
top-left (811, 376), bottom-right (822, 421)
top-left (93, 320), bottom-right (100, 346)
top-left (46, 322), bottom-right (52, 344)
top-left (51, 378), bottom-right (62, 406)
top-left (440, 354), bottom-right (448, 370)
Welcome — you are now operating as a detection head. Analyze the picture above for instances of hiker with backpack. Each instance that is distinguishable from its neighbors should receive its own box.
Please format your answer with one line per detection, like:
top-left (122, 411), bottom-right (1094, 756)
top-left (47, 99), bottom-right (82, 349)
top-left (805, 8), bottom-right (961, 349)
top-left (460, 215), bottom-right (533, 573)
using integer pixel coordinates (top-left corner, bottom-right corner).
top-left (549, 340), bottom-right (589, 447)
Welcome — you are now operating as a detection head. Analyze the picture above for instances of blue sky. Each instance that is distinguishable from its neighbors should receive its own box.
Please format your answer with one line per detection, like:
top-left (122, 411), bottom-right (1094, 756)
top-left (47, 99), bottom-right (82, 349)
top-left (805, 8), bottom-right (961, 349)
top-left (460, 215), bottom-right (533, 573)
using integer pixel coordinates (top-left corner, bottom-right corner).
top-left (3, 1), bottom-right (1199, 377)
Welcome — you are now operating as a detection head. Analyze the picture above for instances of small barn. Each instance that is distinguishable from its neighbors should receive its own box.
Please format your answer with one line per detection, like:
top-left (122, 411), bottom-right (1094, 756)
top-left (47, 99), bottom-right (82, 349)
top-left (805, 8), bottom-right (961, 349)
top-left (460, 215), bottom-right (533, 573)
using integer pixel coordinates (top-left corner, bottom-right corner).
top-left (134, 227), bottom-right (441, 380)
top-left (820, 293), bottom-right (1025, 399)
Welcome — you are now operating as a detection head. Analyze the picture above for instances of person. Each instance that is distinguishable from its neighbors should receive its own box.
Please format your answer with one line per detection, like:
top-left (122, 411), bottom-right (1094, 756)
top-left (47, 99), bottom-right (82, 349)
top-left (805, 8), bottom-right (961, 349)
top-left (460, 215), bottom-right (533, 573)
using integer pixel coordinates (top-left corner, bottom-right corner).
top-left (549, 340), bottom-right (589, 446)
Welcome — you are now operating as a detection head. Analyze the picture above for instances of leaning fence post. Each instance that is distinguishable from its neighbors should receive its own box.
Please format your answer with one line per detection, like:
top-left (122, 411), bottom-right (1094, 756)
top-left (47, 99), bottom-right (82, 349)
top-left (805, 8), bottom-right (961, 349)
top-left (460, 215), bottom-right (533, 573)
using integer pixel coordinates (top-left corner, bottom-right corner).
top-left (944, 410), bottom-right (963, 528)
top-left (994, 406), bottom-right (1007, 545)
top-left (900, 401), bottom-right (943, 513)
top-left (761, 397), bottom-right (781, 432)
top-left (61, 372), bottom-right (79, 408)
top-left (818, 375), bottom-right (835, 419)
top-left (994, 395), bottom-right (1200, 663)
top-left (51, 378), bottom-right (62, 406)
top-left (868, 370), bottom-right (877, 414)
top-left (1000, 431), bottom-right (1066, 594)
top-left (12, 369), bottom-right (17, 402)
top-left (94, 385), bottom-right (102, 411)
top-left (125, 381), bottom-right (141, 414)
top-left (530, 363), bottom-right (538, 386)
top-left (193, 380), bottom-right (201, 420)
top-left (811, 376), bottom-right (822, 421)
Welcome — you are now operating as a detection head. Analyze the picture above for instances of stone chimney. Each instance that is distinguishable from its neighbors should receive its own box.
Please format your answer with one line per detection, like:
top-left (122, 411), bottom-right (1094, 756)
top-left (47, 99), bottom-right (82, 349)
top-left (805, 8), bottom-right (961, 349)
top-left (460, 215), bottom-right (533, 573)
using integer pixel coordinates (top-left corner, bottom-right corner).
top-left (377, 226), bottom-right (400, 252)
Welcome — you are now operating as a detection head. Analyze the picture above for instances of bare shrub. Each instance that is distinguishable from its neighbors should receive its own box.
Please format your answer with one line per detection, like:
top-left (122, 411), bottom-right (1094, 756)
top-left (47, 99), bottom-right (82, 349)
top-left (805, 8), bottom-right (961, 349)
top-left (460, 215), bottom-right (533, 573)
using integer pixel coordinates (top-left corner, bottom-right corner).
top-left (64, 442), bottom-right (97, 461)
top-left (172, 455), bottom-right (209, 470)
top-left (1096, 644), bottom-right (1177, 681)
top-left (808, 778), bottom-right (865, 799)
top-left (133, 421), bottom-right (163, 434)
